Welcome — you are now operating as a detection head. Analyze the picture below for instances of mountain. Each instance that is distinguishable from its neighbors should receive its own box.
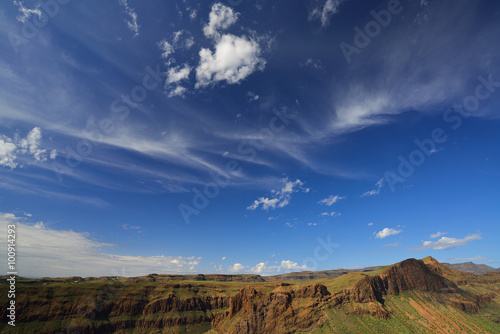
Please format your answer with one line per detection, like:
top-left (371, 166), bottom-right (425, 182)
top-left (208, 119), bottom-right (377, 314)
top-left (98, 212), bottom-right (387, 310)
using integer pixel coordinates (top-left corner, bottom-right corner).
top-left (443, 261), bottom-right (500, 275)
top-left (1, 257), bottom-right (499, 333)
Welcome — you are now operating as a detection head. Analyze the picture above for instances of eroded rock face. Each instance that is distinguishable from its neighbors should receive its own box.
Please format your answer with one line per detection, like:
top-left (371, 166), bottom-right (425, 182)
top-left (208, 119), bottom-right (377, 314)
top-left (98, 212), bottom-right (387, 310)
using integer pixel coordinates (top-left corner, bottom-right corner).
top-left (213, 259), bottom-right (482, 334)
top-left (213, 284), bottom-right (330, 334)
top-left (3, 258), bottom-right (496, 334)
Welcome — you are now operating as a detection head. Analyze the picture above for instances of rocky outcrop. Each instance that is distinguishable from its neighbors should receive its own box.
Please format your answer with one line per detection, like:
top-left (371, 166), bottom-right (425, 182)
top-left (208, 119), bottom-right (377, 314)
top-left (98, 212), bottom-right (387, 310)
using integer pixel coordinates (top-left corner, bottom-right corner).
top-left (213, 283), bottom-right (330, 334)
top-left (333, 258), bottom-right (457, 306)
top-left (3, 258), bottom-right (497, 334)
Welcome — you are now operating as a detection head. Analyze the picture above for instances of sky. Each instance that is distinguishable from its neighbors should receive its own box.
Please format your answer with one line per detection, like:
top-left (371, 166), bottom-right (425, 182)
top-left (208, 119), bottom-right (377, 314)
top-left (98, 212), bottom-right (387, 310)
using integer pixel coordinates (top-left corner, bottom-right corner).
top-left (0, 0), bottom-right (499, 278)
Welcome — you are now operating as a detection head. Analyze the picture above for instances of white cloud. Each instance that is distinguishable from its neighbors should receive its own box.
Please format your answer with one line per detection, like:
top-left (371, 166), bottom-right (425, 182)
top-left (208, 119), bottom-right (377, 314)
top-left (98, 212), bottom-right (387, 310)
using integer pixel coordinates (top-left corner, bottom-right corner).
top-left (320, 211), bottom-right (341, 217)
top-left (248, 197), bottom-right (279, 210)
top-left (430, 231), bottom-right (447, 239)
top-left (13, 1), bottom-right (42, 23)
top-left (250, 260), bottom-right (309, 274)
top-left (196, 34), bottom-right (266, 88)
top-left (189, 9), bottom-right (197, 20)
top-left (221, 256), bottom-right (226, 261)
top-left (375, 227), bottom-right (402, 239)
top-left (413, 234), bottom-right (482, 250)
top-left (0, 212), bottom-right (201, 277)
top-left (317, 195), bottom-right (345, 206)
top-left (0, 127), bottom-right (55, 169)
top-left (120, 224), bottom-right (141, 230)
top-left (229, 263), bottom-right (247, 273)
top-left (0, 137), bottom-right (18, 168)
top-left (362, 178), bottom-right (385, 197)
top-left (309, 0), bottom-right (346, 27)
top-left (247, 91), bottom-right (259, 102)
top-left (167, 86), bottom-right (187, 98)
top-left (119, 0), bottom-right (140, 37)
top-left (368, 222), bottom-right (374, 226)
top-left (172, 30), bottom-right (195, 50)
top-left (203, 3), bottom-right (239, 39)
top-left (159, 40), bottom-right (174, 59)
top-left (247, 178), bottom-right (309, 210)
top-left (166, 64), bottom-right (191, 84)
top-left (19, 127), bottom-right (47, 162)
top-left (250, 262), bottom-right (275, 274)
top-left (383, 243), bottom-right (400, 247)
top-left (280, 260), bottom-right (308, 271)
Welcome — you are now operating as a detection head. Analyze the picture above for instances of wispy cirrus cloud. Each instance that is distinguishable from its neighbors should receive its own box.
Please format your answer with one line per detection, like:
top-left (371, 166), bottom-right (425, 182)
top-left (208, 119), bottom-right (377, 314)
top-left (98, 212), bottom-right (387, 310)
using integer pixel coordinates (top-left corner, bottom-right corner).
top-left (318, 194), bottom-right (345, 206)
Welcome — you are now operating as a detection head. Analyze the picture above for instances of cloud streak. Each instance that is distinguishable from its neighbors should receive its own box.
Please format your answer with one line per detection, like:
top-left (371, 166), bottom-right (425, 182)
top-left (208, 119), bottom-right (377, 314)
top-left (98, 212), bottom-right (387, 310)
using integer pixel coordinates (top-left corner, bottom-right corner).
top-left (411, 234), bottom-right (482, 250)
top-left (0, 212), bottom-right (201, 277)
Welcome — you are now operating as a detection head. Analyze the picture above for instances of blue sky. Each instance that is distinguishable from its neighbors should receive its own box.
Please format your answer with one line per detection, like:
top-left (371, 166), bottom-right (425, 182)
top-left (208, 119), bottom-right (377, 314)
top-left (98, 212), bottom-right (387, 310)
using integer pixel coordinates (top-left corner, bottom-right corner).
top-left (0, 0), bottom-right (499, 277)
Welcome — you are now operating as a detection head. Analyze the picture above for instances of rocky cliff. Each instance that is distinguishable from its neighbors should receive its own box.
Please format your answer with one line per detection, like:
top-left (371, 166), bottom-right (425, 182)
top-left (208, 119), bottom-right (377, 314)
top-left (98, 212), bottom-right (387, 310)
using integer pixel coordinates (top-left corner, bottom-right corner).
top-left (1, 257), bottom-right (498, 334)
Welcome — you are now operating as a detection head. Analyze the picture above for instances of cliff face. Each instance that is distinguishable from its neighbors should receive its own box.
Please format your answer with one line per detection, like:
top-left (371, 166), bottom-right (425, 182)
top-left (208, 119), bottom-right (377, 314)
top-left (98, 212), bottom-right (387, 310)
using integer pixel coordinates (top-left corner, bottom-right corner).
top-left (212, 259), bottom-right (490, 333)
top-left (212, 283), bottom-right (331, 334)
top-left (2, 258), bottom-right (498, 334)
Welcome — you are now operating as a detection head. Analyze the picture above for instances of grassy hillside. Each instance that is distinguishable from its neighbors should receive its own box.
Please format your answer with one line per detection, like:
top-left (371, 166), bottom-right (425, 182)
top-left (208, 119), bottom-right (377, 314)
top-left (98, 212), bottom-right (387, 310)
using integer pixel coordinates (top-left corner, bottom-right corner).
top-left (1, 257), bottom-right (499, 333)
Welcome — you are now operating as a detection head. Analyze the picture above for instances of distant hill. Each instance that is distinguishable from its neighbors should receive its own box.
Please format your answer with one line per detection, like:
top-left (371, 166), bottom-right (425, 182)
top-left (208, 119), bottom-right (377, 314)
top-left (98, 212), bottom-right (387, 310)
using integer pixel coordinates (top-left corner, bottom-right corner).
top-left (1, 257), bottom-right (499, 333)
top-left (443, 261), bottom-right (500, 275)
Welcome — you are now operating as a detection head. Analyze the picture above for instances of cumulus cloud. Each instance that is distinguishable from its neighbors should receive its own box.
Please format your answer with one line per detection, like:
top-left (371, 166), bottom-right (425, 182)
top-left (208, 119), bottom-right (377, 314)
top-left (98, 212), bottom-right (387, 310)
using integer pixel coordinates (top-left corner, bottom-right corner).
top-left (158, 3), bottom-right (267, 96)
top-left (119, 0), bottom-right (140, 37)
top-left (317, 195), bottom-right (345, 206)
top-left (229, 263), bottom-right (247, 273)
top-left (412, 234), bottom-right (482, 250)
top-left (0, 212), bottom-right (201, 277)
top-left (0, 138), bottom-right (17, 168)
top-left (203, 3), bottom-right (239, 39)
top-left (167, 86), bottom-right (187, 98)
top-left (375, 227), bottom-right (402, 239)
top-left (166, 65), bottom-right (191, 84)
top-left (196, 34), bottom-right (266, 88)
top-left (250, 260), bottom-right (309, 275)
top-left (309, 0), bottom-right (346, 27)
top-left (247, 178), bottom-right (309, 210)
top-left (0, 127), bottom-right (56, 169)
top-left (159, 40), bottom-right (174, 59)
